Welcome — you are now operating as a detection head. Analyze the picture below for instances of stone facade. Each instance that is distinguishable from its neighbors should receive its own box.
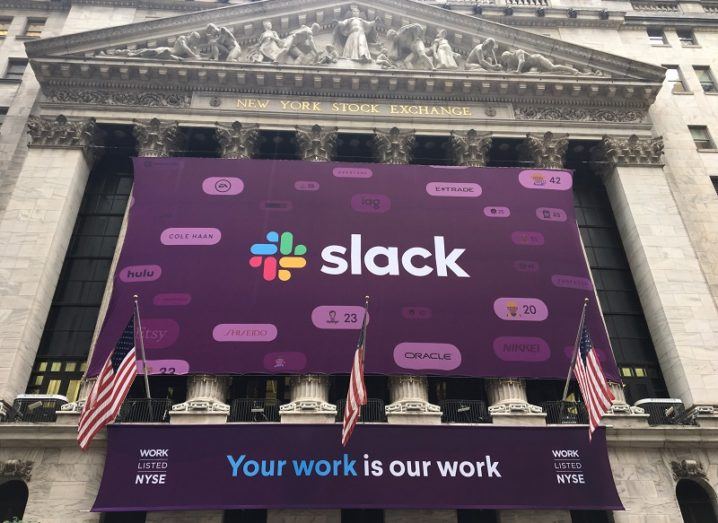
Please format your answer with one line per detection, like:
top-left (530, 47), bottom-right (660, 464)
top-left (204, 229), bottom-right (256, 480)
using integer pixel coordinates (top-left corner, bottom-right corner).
top-left (1, 0), bottom-right (718, 521)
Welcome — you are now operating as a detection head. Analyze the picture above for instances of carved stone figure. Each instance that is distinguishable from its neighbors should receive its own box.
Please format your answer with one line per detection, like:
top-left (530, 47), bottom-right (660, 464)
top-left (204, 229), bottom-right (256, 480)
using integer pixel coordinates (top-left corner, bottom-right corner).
top-left (500, 49), bottom-right (580, 75)
top-left (275, 23), bottom-right (321, 65)
top-left (465, 38), bottom-right (502, 71)
top-left (387, 23), bottom-right (433, 70)
top-left (333, 4), bottom-right (379, 62)
top-left (0, 459), bottom-right (33, 482)
top-left (102, 31), bottom-right (201, 61)
top-left (318, 45), bottom-right (340, 64)
top-left (430, 29), bottom-right (459, 70)
top-left (249, 21), bottom-right (283, 63)
top-left (205, 23), bottom-right (242, 62)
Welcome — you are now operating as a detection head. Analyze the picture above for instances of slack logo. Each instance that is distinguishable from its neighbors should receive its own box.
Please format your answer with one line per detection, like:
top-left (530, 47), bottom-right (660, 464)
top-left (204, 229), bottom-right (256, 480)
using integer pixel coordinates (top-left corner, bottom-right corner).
top-left (321, 234), bottom-right (469, 278)
top-left (249, 231), bottom-right (307, 282)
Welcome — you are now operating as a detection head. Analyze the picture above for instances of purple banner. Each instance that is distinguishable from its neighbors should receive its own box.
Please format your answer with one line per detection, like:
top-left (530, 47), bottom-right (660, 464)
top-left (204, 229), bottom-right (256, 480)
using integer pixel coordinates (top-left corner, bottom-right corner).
top-left (90, 158), bottom-right (618, 379)
top-left (93, 424), bottom-right (623, 511)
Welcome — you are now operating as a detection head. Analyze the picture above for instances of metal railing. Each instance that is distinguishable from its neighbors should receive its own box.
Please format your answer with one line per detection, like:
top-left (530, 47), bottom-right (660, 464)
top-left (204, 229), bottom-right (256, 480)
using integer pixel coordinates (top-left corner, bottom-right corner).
top-left (634, 398), bottom-right (696, 426)
top-left (439, 399), bottom-right (490, 424)
top-left (631, 0), bottom-right (680, 10)
top-left (2, 396), bottom-right (67, 423)
top-left (115, 398), bottom-right (172, 423)
top-left (336, 399), bottom-right (387, 423)
top-left (542, 401), bottom-right (589, 425)
top-left (229, 398), bottom-right (281, 422)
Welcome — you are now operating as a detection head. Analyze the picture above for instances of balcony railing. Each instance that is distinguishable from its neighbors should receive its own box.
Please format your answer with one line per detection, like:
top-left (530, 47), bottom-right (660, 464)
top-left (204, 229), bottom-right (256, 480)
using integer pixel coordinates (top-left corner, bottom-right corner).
top-left (115, 398), bottom-right (172, 423)
top-left (1, 395), bottom-right (67, 423)
top-left (439, 399), bottom-right (490, 423)
top-left (634, 398), bottom-right (696, 426)
top-left (542, 401), bottom-right (589, 425)
top-left (336, 399), bottom-right (388, 423)
top-left (229, 398), bottom-right (281, 422)
top-left (631, 0), bottom-right (680, 10)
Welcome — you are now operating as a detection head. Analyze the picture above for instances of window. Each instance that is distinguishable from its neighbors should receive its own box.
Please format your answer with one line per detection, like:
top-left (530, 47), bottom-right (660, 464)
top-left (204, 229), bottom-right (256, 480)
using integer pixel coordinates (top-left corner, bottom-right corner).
top-left (25, 358), bottom-right (85, 400)
top-left (689, 126), bottom-right (715, 150)
top-left (4, 59), bottom-right (28, 80)
top-left (694, 66), bottom-right (717, 93)
top-left (711, 176), bottom-right (718, 195)
top-left (0, 107), bottom-right (7, 127)
top-left (0, 480), bottom-right (28, 522)
top-left (647, 27), bottom-right (668, 45)
top-left (0, 18), bottom-right (11, 37)
top-left (664, 66), bottom-right (688, 93)
top-left (677, 29), bottom-right (697, 46)
top-left (23, 18), bottom-right (45, 37)
top-left (676, 480), bottom-right (718, 523)
top-left (341, 510), bottom-right (384, 523)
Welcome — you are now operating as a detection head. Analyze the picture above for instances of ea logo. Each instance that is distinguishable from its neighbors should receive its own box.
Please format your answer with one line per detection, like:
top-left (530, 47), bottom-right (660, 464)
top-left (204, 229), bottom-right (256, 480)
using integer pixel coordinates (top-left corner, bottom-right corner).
top-left (214, 179), bottom-right (232, 192)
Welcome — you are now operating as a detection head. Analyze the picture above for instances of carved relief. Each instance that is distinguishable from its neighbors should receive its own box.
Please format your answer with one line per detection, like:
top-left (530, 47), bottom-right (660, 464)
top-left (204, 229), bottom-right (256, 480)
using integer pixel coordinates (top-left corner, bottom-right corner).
top-left (671, 460), bottom-right (707, 481)
top-left (133, 118), bottom-right (183, 158)
top-left (450, 130), bottom-right (492, 167)
top-left (215, 121), bottom-right (259, 159)
top-left (93, 17), bottom-right (596, 77)
top-left (372, 127), bottom-right (415, 164)
top-left (0, 460), bottom-right (33, 482)
top-left (45, 89), bottom-right (190, 108)
top-left (524, 131), bottom-right (569, 169)
top-left (296, 124), bottom-right (338, 162)
top-left (598, 134), bottom-right (664, 167)
top-left (515, 106), bottom-right (646, 124)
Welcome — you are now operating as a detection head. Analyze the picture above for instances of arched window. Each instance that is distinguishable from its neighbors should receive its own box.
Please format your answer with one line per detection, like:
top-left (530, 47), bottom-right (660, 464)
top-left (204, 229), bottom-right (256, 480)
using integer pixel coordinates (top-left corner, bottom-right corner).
top-left (0, 480), bottom-right (29, 521)
top-left (676, 479), bottom-right (718, 523)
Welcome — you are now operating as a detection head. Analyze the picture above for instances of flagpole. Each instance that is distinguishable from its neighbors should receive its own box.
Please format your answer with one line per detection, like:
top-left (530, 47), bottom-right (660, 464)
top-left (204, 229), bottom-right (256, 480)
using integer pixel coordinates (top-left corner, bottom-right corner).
top-left (558, 298), bottom-right (589, 423)
top-left (133, 295), bottom-right (152, 401)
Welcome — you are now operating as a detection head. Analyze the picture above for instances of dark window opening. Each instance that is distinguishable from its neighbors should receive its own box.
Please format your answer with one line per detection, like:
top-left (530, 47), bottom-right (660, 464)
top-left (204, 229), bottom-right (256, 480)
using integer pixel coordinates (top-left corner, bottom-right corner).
top-left (224, 509), bottom-right (268, 522)
top-left (0, 106), bottom-right (7, 127)
top-left (428, 377), bottom-right (487, 403)
top-left (676, 479), bottom-right (718, 523)
top-left (647, 28), bottom-right (668, 45)
top-left (101, 512), bottom-right (147, 522)
top-left (571, 510), bottom-right (615, 523)
top-left (230, 376), bottom-right (289, 402)
top-left (4, 59), bottom-right (28, 80)
top-left (664, 65), bottom-right (688, 93)
top-left (182, 126), bottom-right (220, 158)
top-left (457, 509), bottom-right (499, 523)
top-left (255, 130), bottom-right (299, 160)
top-left (335, 133), bottom-right (376, 163)
top-left (330, 375), bottom-right (389, 404)
top-left (694, 66), bottom-right (717, 93)
top-left (412, 135), bottom-right (451, 165)
top-left (690, 126), bottom-right (715, 150)
top-left (0, 18), bottom-right (12, 37)
top-left (677, 29), bottom-right (697, 46)
top-left (0, 480), bottom-right (28, 522)
top-left (342, 509), bottom-right (384, 523)
top-left (486, 138), bottom-right (531, 168)
top-left (25, 358), bottom-right (85, 401)
top-left (23, 18), bottom-right (45, 37)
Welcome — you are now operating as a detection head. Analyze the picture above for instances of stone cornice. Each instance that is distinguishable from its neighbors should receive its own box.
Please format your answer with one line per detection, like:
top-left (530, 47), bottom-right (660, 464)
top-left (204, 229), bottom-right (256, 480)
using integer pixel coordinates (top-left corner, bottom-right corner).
top-left (22, 0), bottom-right (665, 82)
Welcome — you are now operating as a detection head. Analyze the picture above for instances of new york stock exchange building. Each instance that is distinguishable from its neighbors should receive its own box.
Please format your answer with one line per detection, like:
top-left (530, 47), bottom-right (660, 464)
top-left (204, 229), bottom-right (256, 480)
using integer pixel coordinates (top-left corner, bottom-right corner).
top-left (3, 0), bottom-right (718, 521)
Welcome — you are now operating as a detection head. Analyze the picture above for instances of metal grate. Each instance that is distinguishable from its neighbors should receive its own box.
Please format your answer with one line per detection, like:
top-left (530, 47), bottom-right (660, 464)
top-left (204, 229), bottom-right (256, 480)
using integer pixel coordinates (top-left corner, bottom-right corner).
top-left (336, 398), bottom-right (387, 423)
top-left (115, 398), bottom-right (172, 423)
top-left (634, 399), bottom-right (695, 426)
top-left (439, 400), bottom-right (489, 424)
top-left (542, 401), bottom-right (589, 425)
top-left (2, 395), bottom-right (67, 423)
top-left (229, 398), bottom-right (281, 422)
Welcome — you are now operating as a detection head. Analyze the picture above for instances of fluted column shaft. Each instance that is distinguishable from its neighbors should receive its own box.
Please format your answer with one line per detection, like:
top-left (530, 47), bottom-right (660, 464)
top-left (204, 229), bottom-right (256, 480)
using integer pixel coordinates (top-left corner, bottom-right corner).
top-left (279, 126), bottom-right (339, 424)
top-left (1, 115), bottom-right (98, 411)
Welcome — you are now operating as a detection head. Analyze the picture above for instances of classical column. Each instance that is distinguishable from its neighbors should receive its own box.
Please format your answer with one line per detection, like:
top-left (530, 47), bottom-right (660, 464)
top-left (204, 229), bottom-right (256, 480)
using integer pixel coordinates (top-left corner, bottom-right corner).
top-left (132, 118), bottom-right (183, 157)
top-left (0, 115), bottom-right (98, 410)
top-left (449, 129), bottom-right (492, 167)
top-left (370, 128), bottom-right (441, 424)
top-left (486, 378), bottom-right (544, 425)
top-left (523, 131), bottom-right (569, 169)
top-left (371, 127), bottom-right (416, 164)
top-left (215, 121), bottom-right (259, 159)
top-left (595, 134), bottom-right (718, 427)
top-left (295, 124), bottom-right (337, 162)
top-left (170, 375), bottom-right (230, 424)
top-left (277, 125), bottom-right (339, 424)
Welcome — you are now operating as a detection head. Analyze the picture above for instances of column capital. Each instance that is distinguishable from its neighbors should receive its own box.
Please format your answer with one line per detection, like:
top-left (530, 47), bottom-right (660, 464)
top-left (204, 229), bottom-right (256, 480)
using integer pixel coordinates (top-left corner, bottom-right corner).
top-left (215, 121), bottom-right (259, 159)
top-left (450, 130), bottom-right (492, 167)
top-left (295, 124), bottom-right (337, 162)
top-left (132, 118), bottom-right (183, 157)
top-left (26, 115), bottom-right (99, 161)
top-left (372, 127), bottom-right (415, 164)
top-left (596, 134), bottom-right (664, 168)
top-left (523, 131), bottom-right (569, 169)
top-left (280, 375), bottom-right (336, 423)
top-left (386, 375), bottom-right (442, 424)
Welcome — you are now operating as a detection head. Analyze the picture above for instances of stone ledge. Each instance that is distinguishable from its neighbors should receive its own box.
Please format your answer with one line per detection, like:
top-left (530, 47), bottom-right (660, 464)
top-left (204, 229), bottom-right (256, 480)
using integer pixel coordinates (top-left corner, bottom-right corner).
top-left (0, 422), bottom-right (106, 447)
top-left (606, 425), bottom-right (718, 448)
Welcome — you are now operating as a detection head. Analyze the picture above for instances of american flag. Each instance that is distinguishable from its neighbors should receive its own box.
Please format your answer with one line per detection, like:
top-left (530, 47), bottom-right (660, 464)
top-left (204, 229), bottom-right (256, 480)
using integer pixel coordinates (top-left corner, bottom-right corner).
top-left (78, 316), bottom-right (138, 450)
top-left (341, 305), bottom-right (368, 447)
top-left (573, 316), bottom-right (615, 439)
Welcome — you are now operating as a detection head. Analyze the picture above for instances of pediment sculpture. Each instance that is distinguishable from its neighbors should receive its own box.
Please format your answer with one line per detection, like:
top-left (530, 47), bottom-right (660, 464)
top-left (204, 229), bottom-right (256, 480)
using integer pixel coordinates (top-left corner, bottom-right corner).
top-left (96, 5), bottom-right (600, 76)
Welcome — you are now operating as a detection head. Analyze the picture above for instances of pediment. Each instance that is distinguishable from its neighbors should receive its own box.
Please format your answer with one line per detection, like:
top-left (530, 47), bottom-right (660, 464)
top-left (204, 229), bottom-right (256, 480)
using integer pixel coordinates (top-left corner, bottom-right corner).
top-left (25, 0), bottom-right (665, 108)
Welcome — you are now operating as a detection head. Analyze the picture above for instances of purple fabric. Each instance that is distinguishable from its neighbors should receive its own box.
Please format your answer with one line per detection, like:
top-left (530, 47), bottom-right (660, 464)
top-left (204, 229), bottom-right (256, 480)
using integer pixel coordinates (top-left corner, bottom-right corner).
top-left (89, 158), bottom-right (618, 380)
top-left (93, 424), bottom-right (623, 511)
